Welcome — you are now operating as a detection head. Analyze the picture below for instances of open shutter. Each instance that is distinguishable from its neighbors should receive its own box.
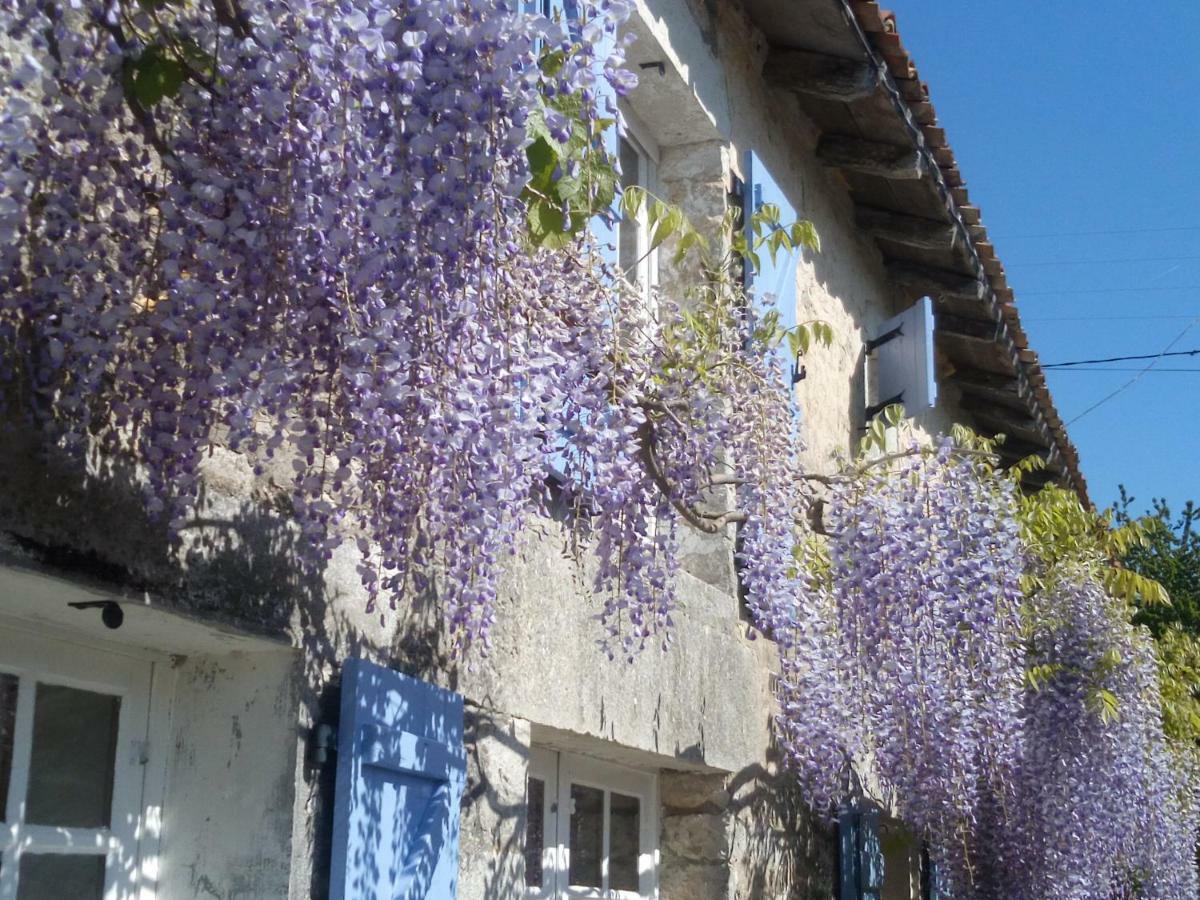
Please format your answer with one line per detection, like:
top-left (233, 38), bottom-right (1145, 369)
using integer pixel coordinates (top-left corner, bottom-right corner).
top-left (746, 151), bottom-right (800, 331)
top-left (330, 658), bottom-right (466, 900)
top-left (838, 807), bottom-right (861, 900)
top-left (838, 803), bottom-right (885, 900)
top-left (868, 297), bottom-right (937, 416)
top-left (746, 150), bottom-right (810, 390)
top-left (921, 846), bottom-right (943, 900)
top-left (857, 807), bottom-right (884, 899)
top-left (562, 1), bottom-right (620, 264)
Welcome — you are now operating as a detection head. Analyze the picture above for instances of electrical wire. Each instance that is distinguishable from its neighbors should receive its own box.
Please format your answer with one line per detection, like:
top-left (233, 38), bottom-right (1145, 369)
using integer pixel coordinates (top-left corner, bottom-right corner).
top-left (1013, 255), bottom-right (1200, 268)
top-left (998, 225), bottom-right (1200, 239)
top-left (1021, 286), bottom-right (1200, 296)
top-left (1049, 367), bottom-right (1200, 373)
top-left (1043, 348), bottom-right (1200, 369)
top-left (1025, 315), bottom-right (1197, 322)
top-left (1066, 316), bottom-right (1200, 426)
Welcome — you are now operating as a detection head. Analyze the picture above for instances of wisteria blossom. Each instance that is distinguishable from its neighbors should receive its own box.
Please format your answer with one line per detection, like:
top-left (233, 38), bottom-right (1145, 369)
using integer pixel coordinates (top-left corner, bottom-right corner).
top-left (1, 0), bottom-right (1197, 893)
top-left (0, 0), bottom-right (647, 651)
top-left (991, 576), bottom-right (1200, 900)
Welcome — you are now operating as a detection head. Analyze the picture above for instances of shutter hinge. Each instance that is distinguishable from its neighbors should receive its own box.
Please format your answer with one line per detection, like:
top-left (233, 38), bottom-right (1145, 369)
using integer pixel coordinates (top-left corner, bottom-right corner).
top-left (313, 723), bottom-right (338, 765)
top-left (131, 740), bottom-right (151, 766)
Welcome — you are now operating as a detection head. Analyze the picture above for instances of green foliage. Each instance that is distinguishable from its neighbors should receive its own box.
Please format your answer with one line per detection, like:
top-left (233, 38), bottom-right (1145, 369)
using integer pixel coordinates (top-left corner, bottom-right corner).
top-left (521, 86), bottom-right (618, 248)
top-left (1154, 627), bottom-right (1200, 743)
top-left (858, 402), bottom-right (905, 455)
top-left (1116, 491), bottom-right (1200, 637)
top-left (123, 46), bottom-right (187, 107)
top-left (1114, 491), bottom-right (1200, 745)
top-left (1018, 483), bottom-right (1168, 609)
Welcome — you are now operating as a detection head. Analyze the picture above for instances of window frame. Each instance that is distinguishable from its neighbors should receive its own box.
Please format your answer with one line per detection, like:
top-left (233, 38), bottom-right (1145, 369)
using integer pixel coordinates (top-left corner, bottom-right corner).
top-left (616, 103), bottom-right (661, 307)
top-left (525, 748), bottom-right (659, 900)
top-left (0, 621), bottom-right (172, 900)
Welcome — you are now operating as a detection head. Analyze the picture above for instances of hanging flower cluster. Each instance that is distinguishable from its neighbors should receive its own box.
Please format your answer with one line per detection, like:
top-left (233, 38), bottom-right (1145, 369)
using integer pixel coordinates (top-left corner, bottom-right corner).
top-left (993, 576), bottom-right (1199, 900)
top-left (773, 439), bottom-right (1200, 897)
top-left (0, 0), bottom-right (670, 650)
top-left (0, 0), bottom-right (821, 660)
top-left (776, 443), bottom-right (1027, 885)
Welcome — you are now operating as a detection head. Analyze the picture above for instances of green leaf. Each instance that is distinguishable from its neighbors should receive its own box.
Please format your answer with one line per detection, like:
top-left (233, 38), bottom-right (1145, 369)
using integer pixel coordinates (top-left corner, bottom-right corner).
top-left (790, 220), bottom-right (821, 251)
top-left (621, 185), bottom-right (646, 221)
top-left (126, 47), bottom-right (187, 107)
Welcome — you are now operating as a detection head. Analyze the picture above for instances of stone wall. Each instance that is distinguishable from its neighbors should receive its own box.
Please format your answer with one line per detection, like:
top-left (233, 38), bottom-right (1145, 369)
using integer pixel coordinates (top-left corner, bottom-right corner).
top-left (0, 0), bottom-right (984, 896)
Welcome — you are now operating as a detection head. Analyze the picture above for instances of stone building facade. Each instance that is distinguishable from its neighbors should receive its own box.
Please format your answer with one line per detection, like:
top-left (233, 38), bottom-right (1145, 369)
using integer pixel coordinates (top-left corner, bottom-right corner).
top-left (0, 0), bottom-right (1082, 898)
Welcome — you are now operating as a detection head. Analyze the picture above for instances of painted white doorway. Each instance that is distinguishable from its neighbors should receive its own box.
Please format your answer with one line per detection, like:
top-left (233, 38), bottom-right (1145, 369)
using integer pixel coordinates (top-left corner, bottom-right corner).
top-left (0, 624), bottom-right (168, 900)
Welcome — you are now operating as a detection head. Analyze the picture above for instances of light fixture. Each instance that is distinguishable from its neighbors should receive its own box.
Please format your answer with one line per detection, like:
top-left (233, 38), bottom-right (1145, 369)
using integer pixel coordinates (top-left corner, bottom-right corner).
top-left (68, 600), bottom-right (125, 630)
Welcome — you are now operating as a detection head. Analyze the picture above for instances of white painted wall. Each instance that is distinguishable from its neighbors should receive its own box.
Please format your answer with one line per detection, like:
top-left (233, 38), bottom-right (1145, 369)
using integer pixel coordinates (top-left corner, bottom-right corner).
top-left (157, 652), bottom-right (299, 900)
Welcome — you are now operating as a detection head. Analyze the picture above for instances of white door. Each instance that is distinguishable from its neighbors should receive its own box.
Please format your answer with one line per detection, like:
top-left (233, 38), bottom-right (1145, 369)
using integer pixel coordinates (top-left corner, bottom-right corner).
top-left (525, 748), bottom-right (658, 899)
top-left (0, 627), bottom-right (155, 900)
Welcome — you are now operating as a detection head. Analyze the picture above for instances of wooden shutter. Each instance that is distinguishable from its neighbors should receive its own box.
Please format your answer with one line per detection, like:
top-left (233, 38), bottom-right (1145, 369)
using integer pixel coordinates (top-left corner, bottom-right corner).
top-left (838, 803), bottom-right (886, 900)
top-left (746, 151), bottom-right (800, 330)
top-left (921, 846), bottom-right (943, 900)
top-left (838, 807), bottom-right (861, 900)
top-left (857, 807), bottom-right (884, 899)
top-left (330, 658), bottom-right (466, 900)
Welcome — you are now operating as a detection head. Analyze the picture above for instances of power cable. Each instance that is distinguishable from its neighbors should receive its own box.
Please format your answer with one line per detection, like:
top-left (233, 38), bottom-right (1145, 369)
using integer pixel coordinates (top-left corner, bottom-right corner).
top-left (1025, 315), bottom-right (1197, 322)
top-left (1044, 348), bottom-right (1200, 369)
top-left (1066, 317), bottom-right (1200, 426)
top-left (1021, 286), bottom-right (1200, 296)
top-left (998, 225), bottom-right (1200, 239)
top-left (1013, 255), bottom-right (1200, 268)
top-left (1050, 367), bottom-right (1200, 373)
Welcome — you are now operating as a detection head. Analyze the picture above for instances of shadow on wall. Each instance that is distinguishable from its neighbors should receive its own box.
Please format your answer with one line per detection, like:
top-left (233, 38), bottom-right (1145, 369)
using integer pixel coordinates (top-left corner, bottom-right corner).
top-left (0, 424), bottom-right (459, 899)
top-left (727, 760), bottom-right (838, 900)
top-left (659, 741), bottom-right (837, 900)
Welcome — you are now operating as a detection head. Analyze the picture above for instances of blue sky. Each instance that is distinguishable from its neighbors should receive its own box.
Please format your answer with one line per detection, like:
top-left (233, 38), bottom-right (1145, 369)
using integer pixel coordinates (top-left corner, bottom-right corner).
top-left (887, 1), bottom-right (1200, 516)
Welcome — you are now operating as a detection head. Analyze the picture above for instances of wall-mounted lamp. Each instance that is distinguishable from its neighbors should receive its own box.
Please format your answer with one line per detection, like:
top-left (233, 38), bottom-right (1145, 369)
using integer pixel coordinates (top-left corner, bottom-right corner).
top-left (68, 600), bottom-right (124, 630)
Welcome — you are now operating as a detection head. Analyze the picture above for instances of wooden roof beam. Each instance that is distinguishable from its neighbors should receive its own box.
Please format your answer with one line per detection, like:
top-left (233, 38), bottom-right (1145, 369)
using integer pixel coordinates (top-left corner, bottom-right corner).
top-left (887, 261), bottom-right (986, 301)
top-left (857, 207), bottom-right (958, 251)
top-left (816, 135), bottom-right (925, 180)
top-left (764, 48), bottom-right (882, 101)
top-left (960, 398), bottom-right (1048, 445)
top-left (937, 312), bottom-right (999, 341)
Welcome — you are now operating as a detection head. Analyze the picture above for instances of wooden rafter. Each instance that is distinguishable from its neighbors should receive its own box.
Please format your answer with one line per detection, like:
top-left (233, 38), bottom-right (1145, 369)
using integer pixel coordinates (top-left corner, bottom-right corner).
top-left (764, 48), bottom-right (882, 101)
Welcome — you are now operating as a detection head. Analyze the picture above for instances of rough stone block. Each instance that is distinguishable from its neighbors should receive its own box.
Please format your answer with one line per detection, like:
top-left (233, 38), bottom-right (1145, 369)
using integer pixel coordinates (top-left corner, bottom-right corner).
top-left (663, 812), bottom-right (732, 863)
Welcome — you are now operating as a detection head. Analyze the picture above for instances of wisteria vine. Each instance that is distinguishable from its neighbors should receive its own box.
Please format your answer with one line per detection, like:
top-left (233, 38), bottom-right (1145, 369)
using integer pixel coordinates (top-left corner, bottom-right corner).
top-left (1, 0), bottom-right (1197, 893)
top-left (774, 439), bottom-right (1199, 897)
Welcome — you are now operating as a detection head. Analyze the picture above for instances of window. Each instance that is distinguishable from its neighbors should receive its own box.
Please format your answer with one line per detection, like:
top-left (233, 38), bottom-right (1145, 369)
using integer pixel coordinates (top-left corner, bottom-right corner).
top-left (616, 107), bottom-right (660, 306)
top-left (525, 748), bottom-right (658, 898)
top-left (0, 626), bottom-right (161, 900)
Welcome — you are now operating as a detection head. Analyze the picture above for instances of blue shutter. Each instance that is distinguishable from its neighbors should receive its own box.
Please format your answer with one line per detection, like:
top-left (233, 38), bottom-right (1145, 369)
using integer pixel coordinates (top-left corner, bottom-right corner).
top-left (838, 807), bottom-right (861, 900)
top-left (563, 1), bottom-right (619, 263)
top-left (857, 807), bottom-right (884, 899)
top-left (838, 804), bottom-right (886, 900)
top-left (746, 151), bottom-right (800, 331)
top-left (330, 658), bottom-right (466, 900)
top-left (746, 151), bottom-right (807, 390)
top-left (921, 847), bottom-right (943, 900)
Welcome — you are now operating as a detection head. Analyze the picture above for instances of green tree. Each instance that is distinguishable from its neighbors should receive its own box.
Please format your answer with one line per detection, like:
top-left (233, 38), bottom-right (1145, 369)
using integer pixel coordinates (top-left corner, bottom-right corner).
top-left (1116, 488), bottom-right (1200, 744)
top-left (1116, 489), bottom-right (1200, 637)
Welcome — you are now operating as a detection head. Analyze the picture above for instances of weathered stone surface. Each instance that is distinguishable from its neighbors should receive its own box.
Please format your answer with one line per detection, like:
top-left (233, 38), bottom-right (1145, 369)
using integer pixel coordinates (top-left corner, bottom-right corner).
top-left (664, 813), bottom-right (732, 863)
top-left (661, 861), bottom-right (731, 900)
top-left (458, 711), bottom-right (531, 900)
top-left (661, 771), bottom-right (733, 813)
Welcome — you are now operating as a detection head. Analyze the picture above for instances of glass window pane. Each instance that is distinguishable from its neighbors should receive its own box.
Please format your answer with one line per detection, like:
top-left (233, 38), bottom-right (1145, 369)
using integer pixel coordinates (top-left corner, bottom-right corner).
top-left (0, 673), bottom-right (17, 819)
top-left (524, 776), bottom-right (545, 888)
top-left (609, 791), bottom-right (641, 891)
top-left (568, 783), bottom-right (604, 888)
top-left (25, 684), bottom-right (120, 828)
top-left (17, 853), bottom-right (105, 900)
top-left (618, 136), bottom-right (642, 276)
